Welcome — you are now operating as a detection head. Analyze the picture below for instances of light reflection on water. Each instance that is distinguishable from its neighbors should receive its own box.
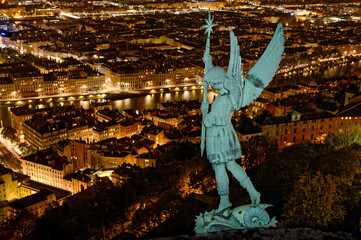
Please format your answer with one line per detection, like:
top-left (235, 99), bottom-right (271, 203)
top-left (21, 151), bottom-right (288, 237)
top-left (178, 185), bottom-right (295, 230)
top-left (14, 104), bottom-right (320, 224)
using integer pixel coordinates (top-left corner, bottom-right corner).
top-left (111, 89), bottom-right (216, 111)
top-left (324, 60), bottom-right (361, 78)
top-left (80, 100), bottom-right (90, 109)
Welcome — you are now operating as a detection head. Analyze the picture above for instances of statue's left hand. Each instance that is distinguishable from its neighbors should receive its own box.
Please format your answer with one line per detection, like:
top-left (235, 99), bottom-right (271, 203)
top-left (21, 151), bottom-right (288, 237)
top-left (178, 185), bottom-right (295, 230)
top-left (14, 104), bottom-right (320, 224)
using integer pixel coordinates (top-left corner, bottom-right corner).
top-left (201, 101), bottom-right (209, 115)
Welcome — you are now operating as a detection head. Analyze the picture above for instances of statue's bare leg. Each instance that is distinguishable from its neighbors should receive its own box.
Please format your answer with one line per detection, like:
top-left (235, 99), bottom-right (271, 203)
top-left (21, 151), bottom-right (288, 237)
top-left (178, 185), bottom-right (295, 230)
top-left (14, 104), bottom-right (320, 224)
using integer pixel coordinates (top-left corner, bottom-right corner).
top-left (225, 160), bottom-right (260, 206)
top-left (212, 163), bottom-right (232, 217)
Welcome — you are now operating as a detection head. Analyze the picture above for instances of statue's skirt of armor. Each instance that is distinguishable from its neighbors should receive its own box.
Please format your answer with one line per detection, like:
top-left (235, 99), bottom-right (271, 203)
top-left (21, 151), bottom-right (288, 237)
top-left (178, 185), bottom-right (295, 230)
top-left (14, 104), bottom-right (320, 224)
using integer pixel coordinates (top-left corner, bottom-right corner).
top-left (206, 123), bottom-right (242, 164)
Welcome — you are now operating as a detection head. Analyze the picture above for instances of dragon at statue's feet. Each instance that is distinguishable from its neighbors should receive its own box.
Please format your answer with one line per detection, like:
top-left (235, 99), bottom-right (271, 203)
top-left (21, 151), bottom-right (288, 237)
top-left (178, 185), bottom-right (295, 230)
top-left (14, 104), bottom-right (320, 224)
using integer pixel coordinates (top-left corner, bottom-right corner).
top-left (194, 204), bottom-right (277, 234)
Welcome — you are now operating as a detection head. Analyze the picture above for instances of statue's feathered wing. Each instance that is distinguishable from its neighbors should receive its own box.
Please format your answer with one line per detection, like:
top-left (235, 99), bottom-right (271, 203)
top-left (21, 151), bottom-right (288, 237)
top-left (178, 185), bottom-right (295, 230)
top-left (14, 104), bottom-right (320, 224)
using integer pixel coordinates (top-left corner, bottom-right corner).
top-left (224, 23), bottom-right (285, 111)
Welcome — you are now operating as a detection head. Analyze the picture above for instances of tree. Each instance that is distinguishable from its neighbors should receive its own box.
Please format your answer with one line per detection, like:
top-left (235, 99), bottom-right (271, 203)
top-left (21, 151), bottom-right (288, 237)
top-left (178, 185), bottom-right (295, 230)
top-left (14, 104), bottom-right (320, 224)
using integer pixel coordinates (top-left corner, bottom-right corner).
top-left (325, 128), bottom-right (361, 150)
top-left (282, 172), bottom-right (345, 228)
top-left (28, 179), bottom-right (136, 240)
top-left (18, 142), bottom-right (35, 155)
top-left (316, 147), bottom-right (361, 180)
top-left (131, 190), bottom-right (182, 237)
top-left (233, 112), bottom-right (262, 135)
top-left (240, 135), bottom-right (277, 170)
top-left (253, 109), bottom-right (272, 125)
top-left (256, 142), bottom-right (323, 205)
top-left (11, 211), bottom-right (37, 240)
top-left (1, 126), bottom-right (19, 144)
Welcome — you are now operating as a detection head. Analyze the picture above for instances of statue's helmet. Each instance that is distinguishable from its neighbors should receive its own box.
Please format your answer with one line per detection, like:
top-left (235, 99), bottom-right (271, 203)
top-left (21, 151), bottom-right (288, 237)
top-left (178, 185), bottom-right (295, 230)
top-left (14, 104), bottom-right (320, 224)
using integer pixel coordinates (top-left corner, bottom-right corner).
top-left (204, 66), bottom-right (226, 85)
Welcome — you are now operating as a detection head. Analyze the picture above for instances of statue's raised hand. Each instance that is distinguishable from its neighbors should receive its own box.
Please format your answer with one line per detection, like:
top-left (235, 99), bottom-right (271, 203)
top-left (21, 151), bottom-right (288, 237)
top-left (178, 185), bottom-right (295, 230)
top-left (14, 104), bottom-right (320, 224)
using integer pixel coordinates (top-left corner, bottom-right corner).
top-left (203, 54), bottom-right (212, 64)
top-left (201, 101), bottom-right (209, 115)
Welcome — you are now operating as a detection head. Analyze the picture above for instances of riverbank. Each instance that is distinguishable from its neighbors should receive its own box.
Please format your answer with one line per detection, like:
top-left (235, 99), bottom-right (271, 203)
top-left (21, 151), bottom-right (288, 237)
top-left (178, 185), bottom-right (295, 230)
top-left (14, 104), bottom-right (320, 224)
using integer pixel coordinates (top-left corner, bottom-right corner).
top-left (0, 84), bottom-right (203, 104)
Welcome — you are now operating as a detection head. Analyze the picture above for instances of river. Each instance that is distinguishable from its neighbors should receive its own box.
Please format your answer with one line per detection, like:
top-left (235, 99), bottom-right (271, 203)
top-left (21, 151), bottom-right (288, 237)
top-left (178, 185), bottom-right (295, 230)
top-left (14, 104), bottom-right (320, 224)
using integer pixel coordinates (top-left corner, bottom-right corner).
top-left (0, 89), bottom-right (218, 127)
top-left (0, 59), bottom-right (360, 128)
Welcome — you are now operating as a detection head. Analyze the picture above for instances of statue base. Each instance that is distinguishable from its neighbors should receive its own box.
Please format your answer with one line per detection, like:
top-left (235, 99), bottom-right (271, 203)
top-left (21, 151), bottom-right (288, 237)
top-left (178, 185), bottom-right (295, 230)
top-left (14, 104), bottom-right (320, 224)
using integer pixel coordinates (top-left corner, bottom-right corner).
top-left (194, 204), bottom-right (277, 234)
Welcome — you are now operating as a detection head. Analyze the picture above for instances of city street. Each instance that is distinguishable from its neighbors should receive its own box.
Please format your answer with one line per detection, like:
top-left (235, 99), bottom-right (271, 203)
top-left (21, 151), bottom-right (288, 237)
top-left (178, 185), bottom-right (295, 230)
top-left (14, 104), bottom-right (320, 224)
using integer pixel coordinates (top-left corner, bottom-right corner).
top-left (0, 138), bottom-right (21, 172)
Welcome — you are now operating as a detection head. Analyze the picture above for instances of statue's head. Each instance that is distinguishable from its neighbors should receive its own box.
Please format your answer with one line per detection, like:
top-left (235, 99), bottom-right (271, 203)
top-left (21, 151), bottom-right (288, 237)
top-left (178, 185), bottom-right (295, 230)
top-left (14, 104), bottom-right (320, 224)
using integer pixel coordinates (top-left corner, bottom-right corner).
top-left (204, 66), bottom-right (226, 91)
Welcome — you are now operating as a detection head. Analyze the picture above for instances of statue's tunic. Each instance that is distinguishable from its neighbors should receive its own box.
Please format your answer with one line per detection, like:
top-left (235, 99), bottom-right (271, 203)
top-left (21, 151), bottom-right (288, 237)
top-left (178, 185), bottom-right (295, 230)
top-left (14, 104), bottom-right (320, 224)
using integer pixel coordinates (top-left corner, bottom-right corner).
top-left (203, 93), bottom-right (242, 164)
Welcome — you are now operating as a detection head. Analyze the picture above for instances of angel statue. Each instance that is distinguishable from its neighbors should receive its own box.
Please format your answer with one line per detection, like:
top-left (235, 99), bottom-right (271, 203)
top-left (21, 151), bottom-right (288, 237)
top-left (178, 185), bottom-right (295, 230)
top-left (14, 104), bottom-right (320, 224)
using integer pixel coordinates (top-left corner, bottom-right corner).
top-left (195, 11), bottom-right (284, 233)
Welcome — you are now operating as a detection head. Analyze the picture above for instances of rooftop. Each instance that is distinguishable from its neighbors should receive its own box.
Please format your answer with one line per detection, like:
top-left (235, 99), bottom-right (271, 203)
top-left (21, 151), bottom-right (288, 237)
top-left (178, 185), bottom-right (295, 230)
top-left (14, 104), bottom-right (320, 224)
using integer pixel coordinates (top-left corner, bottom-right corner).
top-left (10, 106), bottom-right (39, 116)
top-left (9, 189), bottom-right (55, 210)
top-left (21, 180), bottom-right (71, 200)
top-left (97, 108), bottom-right (124, 121)
top-left (24, 117), bottom-right (67, 135)
top-left (263, 111), bottom-right (335, 125)
top-left (64, 171), bottom-right (91, 183)
top-left (22, 148), bottom-right (68, 171)
top-left (337, 102), bottom-right (361, 117)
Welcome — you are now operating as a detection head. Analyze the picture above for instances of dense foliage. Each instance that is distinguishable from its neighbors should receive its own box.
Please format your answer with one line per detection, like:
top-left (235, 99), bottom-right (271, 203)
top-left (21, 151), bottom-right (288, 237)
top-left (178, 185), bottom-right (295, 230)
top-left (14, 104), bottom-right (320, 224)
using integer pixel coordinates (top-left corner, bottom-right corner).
top-left (257, 129), bottom-right (361, 230)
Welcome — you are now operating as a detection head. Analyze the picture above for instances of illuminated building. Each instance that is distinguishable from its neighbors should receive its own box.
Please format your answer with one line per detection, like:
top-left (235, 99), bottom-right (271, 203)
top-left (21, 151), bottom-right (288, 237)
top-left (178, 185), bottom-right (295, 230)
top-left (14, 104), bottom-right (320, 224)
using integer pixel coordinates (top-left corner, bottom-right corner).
top-left (9, 189), bottom-right (56, 218)
top-left (22, 108), bottom-right (93, 149)
top-left (0, 165), bottom-right (20, 202)
top-left (0, 77), bottom-right (14, 99)
top-left (63, 172), bottom-right (92, 194)
top-left (20, 148), bottom-right (73, 189)
top-left (92, 118), bottom-right (140, 142)
top-left (135, 153), bottom-right (156, 168)
top-left (99, 151), bottom-right (132, 169)
top-left (144, 108), bottom-right (184, 128)
top-left (10, 106), bottom-right (34, 136)
top-left (60, 140), bottom-right (91, 171)
top-left (101, 64), bottom-right (197, 90)
top-left (91, 101), bottom-right (113, 113)
top-left (95, 108), bottom-right (125, 122)
top-left (140, 125), bottom-right (165, 146)
top-left (0, 164), bottom-right (71, 222)
top-left (262, 111), bottom-right (361, 148)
